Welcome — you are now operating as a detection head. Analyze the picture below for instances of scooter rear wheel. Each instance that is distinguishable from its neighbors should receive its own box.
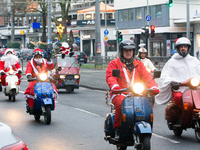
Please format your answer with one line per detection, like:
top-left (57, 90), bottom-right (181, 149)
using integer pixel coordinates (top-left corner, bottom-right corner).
top-left (194, 120), bottom-right (200, 142)
top-left (139, 134), bottom-right (150, 150)
top-left (11, 89), bottom-right (16, 102)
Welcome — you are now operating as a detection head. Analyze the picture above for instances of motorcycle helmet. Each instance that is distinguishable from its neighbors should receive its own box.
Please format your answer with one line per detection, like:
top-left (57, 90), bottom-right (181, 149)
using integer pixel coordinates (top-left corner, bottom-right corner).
top-left (33, 48), bottom-right (43, 58)
top-left (175, 37), bottom-right (191, 57)
top-left (119, 40), bottom-right (135, 58)
top-left (137, 43), bottom-right (147, 59)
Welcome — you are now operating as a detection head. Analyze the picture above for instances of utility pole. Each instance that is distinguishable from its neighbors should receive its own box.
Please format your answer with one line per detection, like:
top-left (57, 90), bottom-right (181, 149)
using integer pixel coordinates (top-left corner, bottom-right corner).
top-left (186, 0), bottom-right (190, 39)
top-left (147, 0), bottom-right (150, 56)
top-left (47, 0), bottom-right (52, 52)
top-left (95, 0), bottom-right (101, 67)
top-left (105, 1), bottom-right (107, 61)
top-left (11, 0), bottom-right (14, 41)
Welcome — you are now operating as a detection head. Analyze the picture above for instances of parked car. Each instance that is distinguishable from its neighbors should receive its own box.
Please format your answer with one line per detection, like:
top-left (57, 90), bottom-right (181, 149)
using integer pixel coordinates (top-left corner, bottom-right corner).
top-left (21, 49), bottom-right (34, 61)
top-left (12, 48), bottom-right (21, 58)
top-left (0, 121), bottom-right (29, 150)
top-left (0, 48), bottom-right (6, 56)
top-left (74, 51), bottom-right (87, 64)
top-left (26, 50), bottom-right (34, 61)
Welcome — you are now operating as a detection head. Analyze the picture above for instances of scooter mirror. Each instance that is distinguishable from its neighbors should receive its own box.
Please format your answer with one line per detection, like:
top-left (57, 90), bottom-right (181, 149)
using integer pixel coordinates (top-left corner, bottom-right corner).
top-left (112, 69), bottom-right (120, 77)
top-left (154, 70), bottom-right (161, 78)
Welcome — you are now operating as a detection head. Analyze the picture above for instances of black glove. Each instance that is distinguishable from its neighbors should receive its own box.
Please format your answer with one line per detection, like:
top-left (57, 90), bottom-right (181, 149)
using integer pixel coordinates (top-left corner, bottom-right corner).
top-left (171, 82), bottom-right (180, 90)
top-left (47, 52), bottom-right (52, 62)
top-left (18, 70), bottom-right (22, 74)
top-left (27, 75), bottom-right (32, 82)
top-left (1, 72), bottom-right (5, 75)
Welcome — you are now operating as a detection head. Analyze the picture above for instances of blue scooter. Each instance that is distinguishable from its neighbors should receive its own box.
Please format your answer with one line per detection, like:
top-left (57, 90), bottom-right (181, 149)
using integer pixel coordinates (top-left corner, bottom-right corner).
top-left (26, 69), bottom-right (60, 125)
top-left (104, 69), bottom-right (160, 150)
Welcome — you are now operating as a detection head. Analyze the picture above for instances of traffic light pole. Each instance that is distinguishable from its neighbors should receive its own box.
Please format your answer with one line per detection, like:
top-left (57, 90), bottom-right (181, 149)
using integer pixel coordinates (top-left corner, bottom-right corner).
top-left (147, 0), bottom-right (150, 56)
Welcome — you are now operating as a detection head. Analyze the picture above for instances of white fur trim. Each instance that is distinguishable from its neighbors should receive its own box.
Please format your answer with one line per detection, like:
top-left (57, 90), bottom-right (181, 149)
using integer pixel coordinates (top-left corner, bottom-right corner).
top-left (0, 70), bottom-right (4, 73)
top-left (17, 68), bottom-right (22, 71)
top-left (47, 60), bottom-right (53, 65)
top-left (26, 73), bottom-right (32, 77)
top-left (111, 84), bottom-right (120, 90)
top-left (1, 55), bottom-right (19, 69)
top-left (30, 58), bottom-right (39, 75)
top-left (24, 94), bottom-right (34, 99)
top-left (150, 86), bottom-right (158, 89)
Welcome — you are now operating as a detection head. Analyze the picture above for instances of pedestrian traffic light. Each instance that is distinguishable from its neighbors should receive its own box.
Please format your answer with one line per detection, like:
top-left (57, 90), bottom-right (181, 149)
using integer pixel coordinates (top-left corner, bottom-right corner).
top-left (117, 31), bottom-right (123, 42)
top-left (151, 25), bottom-right (155, 38)
top-left (169, 0), bottom-right (173, 7)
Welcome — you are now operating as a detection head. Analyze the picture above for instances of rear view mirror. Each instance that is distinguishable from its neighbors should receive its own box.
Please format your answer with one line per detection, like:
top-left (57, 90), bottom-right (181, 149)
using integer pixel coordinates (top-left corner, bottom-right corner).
top-left (112, 69), bottom-right (120, 77)
top-left (154, 71), bottom-right (161, 78)
top-left (56, 67), bottom-right (62, 71)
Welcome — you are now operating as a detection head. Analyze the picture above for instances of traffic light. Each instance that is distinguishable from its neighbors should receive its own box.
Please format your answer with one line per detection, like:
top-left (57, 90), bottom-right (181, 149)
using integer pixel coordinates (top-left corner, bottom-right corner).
top-left (151, 25), bottom-right (155, 38)
top-left (117, 31), bottom-right (123, 42)
top-left (169, 0), bottom-right (173, 7)
top-left (141, 25), bottom-right (149, 38)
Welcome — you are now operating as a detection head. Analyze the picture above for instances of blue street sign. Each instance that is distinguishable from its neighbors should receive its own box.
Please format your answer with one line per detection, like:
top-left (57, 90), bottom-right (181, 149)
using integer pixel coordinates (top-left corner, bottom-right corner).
top-left (76, 38), bottom-right (80, 43)
top-left (104, 30), bottom-right (109, 35)
top-left (145, 15), bottom-right (151, 21)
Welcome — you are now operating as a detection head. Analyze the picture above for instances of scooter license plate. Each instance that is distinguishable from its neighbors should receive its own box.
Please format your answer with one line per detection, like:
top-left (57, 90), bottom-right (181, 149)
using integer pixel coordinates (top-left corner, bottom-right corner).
top-left (43, 98), bottom-right (52, 105)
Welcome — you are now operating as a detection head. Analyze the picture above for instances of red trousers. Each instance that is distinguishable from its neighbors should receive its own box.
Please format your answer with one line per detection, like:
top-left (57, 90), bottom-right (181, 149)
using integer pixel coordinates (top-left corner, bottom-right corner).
top-left (172, 91), bottom-right (183, 109)
top-left (112, 95), bottom-right (126, 128)
top-left (1, 73), bottom-right (21, 87)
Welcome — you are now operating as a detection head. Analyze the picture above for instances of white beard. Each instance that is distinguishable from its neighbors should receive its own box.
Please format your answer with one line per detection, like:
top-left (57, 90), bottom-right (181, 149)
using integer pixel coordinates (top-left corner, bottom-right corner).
top-left (1, 55), bottom-right (19, 68)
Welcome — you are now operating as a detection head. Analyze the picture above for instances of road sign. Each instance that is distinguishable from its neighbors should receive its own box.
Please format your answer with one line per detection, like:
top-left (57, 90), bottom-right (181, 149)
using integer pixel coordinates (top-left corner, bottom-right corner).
top-left (104, 36), bottom-right (109, 42)
top-left (146, 15), bottom-right (151, 21)
top-left (76, 38), bottom-right (80, 43)
top-left (104, 30), bottom-right (109, 35)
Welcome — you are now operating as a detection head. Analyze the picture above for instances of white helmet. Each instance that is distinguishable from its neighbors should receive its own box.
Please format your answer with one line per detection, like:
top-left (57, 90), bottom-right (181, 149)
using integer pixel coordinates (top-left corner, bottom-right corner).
top-left (175, 37), bottom-right (191, 57)
top-left (138, 48), bottom-right (147, 53)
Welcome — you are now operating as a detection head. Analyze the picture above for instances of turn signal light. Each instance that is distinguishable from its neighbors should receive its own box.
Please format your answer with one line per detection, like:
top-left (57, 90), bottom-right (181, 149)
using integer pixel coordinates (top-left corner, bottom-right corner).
top-left (122, 114), bottom-right (126, 122)
top-left (85, 55), bottom-right (87, 58)
top-left (150, 114), bottom-right (153, 122)
top-left (184, 103), bottom-right (189, 110)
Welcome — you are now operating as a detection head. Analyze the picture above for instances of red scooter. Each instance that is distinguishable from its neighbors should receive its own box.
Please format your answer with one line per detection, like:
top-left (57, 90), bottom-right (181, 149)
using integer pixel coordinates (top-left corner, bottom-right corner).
top-left (165, 77), bottom-right (200, 142)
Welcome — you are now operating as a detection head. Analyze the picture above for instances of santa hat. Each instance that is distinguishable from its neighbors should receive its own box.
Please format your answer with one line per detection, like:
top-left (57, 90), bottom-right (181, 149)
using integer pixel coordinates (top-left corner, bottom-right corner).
top-left (4, 48), bottom-right (14, 55)
top-left (33, 48), bottom-right (43, 57)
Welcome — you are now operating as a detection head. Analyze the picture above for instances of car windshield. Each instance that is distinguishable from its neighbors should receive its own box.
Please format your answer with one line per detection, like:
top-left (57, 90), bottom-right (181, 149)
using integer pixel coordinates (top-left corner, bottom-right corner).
top-left (57, 56), bottom-right (77, 67)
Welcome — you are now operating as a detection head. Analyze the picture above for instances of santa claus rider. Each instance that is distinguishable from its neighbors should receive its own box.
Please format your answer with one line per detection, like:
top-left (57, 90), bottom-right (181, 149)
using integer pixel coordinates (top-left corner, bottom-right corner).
top-left (0, 48), bottom-right (22, 91)
top-left (24, 48), bottom-right (58, 113)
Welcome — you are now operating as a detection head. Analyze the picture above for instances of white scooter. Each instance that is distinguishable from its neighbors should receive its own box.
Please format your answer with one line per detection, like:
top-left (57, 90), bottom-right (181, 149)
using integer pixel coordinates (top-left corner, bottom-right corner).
top-left (4, 69), bottom-right (19, 102)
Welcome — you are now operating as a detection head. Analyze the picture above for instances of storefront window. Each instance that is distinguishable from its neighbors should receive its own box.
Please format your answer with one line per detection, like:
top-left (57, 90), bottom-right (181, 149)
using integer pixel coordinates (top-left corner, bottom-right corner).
top-left (107, 40), bottom-right (117, 52)
top-left (14, 17), bottom-right (17, 26)
top-left (156, 5), bottom-right (161, 18)
top-left (4, 16), bottom-right (8, 26)
top-left (124, 10), bottom-right (128, 21)
top-left (128, 9), bottom-right (133, 20)
top-left (78, 14), bottom-right (84, 20)
top-left (119, 10), bottom-right (123, 22)
top-left (150, 41), bottom-right (164, 56)
top-left (19, 17), bottom-right (22, 26)
top-left (136, 8), bottom-right (142, 20)
top-left (34, 16), bottom-right (37, 22)
top-left (106, 13), bottom-right (113, 20)
top-left (29, 16), bottom-right (32, 24)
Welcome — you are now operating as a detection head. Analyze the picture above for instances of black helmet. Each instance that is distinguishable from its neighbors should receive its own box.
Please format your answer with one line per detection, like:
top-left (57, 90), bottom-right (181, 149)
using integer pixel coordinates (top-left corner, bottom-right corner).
top-left (119, 40), bottom-right (135, 58)
top-left (175, 37), bottom-right (191, 57)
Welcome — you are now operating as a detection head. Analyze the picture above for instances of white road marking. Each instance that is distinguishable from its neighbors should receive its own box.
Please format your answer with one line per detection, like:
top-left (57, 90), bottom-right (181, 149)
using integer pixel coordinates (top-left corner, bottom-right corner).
top-left (19, 91), bottom-right (24, 94)
top-left (75, 108), bottom-right (100, 117)
top-left (152, 133), bottom-right (180, 144)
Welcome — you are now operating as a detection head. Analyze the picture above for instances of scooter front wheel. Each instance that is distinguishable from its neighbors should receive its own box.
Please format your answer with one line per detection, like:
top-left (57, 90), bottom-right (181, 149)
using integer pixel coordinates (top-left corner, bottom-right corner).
top-left (139, 134), bottom-right (150, 150)
top-left (44, 106), bottom-right (51, 125)
top-left (194, 120), bottom-right (200, 142)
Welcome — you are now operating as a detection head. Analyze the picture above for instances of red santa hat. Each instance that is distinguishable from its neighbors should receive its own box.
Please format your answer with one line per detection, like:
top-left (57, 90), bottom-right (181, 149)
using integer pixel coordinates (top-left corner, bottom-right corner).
top-left (33, 48), bottom-right (43, 57)
top-left (4, 48), bottom-right (14, 55)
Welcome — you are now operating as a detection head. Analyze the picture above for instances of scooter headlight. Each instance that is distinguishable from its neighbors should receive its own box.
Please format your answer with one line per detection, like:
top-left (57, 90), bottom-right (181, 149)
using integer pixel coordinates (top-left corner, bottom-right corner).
top-left (60, 75), bottom-right (65, 79)
top-left (39, 73), bottom-right (48, 81)
top-left (191, 78), bottom-right (200, 87)
top-left (132, 83), bottom-right (144, 94)
top-left (9, 69), bottom-right (14, 75)
top-left (74, 75), bottom-right (80, 79)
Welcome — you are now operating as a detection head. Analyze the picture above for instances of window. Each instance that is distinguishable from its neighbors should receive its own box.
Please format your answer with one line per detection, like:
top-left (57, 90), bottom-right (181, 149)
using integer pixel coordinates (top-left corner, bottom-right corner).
top-left (118, 10), bottom-right (123, 22)
top-left (106, 13), bottom-right (113, 20)
top-left (29, 16), bottom-right (32, 24)
top-left (136, 8), bottom-right (142, 20)
top-left (14, 17), bottom-right (17, 26)
top-left (128, 9), bottom-right (133, 20)
top-left (19, 17), bottom-right (22, 26)
top-left (123, 10), bottom-right (128, 21)
top-left (34, 16), bottom-right (37, 22)
top-left (150, 42), bottom-right (164, 56)
top-left (78, 14), bottom-right (84, 20)
top-left (156, 5), bottom-right (161, 18)
top-left (85, 14), bottom-right (92, 20)
top-left (38, 16), bottom-right (41, 23)
top-left (23, 17), bottom-right (26, 26)
top-left (4, 16), bottom-right (8, 26)
top-left (150, 6), bottom-right (156, 19)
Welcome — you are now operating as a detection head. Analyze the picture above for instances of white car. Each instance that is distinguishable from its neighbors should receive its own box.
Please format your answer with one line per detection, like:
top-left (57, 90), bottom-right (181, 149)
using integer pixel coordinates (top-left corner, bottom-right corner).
top-left (0, 122), bottom-right (28, 150)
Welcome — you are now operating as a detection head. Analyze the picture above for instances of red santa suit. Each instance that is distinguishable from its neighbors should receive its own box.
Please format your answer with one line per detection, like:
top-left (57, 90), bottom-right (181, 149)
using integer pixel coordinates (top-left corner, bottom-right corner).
top-left (60, 42), bottom-right (71, 54)
top-left (106, 58), bottom-right (159, 128)
top-left (24, 57), bottom-right (58, 108)
top-left (0, 49), bottom-right (22, 88)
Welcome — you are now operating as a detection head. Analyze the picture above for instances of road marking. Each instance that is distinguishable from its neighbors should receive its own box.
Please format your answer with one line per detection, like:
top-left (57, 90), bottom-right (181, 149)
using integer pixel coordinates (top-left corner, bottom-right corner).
top-left (19, 91), bottom-right (25, 94)
top-left (152, 133), bottom-right (180, 144)
top-left (75, 108), bottom-right (100, 117)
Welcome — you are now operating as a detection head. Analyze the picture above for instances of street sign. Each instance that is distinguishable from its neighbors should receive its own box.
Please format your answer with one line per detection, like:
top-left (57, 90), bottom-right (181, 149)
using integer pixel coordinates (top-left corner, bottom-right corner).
top-left (146, 15), bottom-right (151, 21)
top-left (76, 38), bottom-right (80, 43)
top-left (104, 30), bottom-right (109, 35)
top-left (104, 36), bottom-right (109, 42)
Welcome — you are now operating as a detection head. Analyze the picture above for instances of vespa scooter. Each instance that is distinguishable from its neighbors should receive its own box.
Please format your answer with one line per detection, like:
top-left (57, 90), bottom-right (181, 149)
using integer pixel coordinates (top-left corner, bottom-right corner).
top-left (104, 69), bottom-right (160, 150)
top-left (26, 68), bottom-right (61, 125)
top-left (4, 69), bottom-right (19, 102)
top-left (165, 77), bottom-right (200, 142)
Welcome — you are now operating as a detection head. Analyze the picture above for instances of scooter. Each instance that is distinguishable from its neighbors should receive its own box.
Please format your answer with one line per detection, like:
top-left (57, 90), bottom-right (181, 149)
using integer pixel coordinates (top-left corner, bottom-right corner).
top-left (165, 77), bottom-right (200, 142)
top-left (4, 69), bottom-right (19, 102)
top-left (26, 69), bottom-right (60, 125)
top-left (104, 69), bottom-right (160, 150)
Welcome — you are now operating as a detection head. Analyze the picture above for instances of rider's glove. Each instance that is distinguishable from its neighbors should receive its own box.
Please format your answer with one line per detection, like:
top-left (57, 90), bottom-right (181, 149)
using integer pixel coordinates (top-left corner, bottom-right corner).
top-left (150, 87), bottom-right (159, 95)
top-left (171, 82), bottom-right (180, 90)
top-left (18, 70), bottom-right (22, 74)
top-left (112, 86), bottom-right (121, 94)
top-left (27, 75), bottom-right (32, 82)
top-left (1, 72), bottom-right (5, 75)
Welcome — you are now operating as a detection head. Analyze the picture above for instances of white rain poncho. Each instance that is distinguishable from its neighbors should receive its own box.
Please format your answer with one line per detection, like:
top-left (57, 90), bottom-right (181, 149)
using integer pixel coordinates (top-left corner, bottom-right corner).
top-left (155, 53), bottom-right (200, 105)
top-left (140, 58), bottom-right (156, 72)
